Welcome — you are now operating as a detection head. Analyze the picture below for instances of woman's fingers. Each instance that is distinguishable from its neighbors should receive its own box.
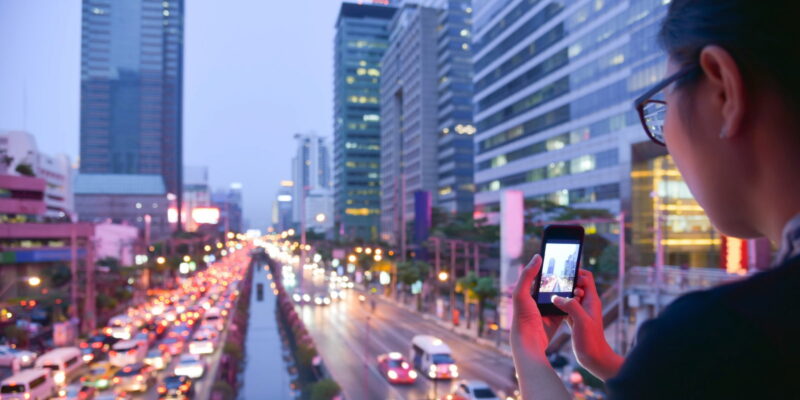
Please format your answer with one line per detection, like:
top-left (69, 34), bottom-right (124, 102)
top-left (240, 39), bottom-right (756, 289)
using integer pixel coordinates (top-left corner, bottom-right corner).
top-left (513, 254), bottom-right (542, 309)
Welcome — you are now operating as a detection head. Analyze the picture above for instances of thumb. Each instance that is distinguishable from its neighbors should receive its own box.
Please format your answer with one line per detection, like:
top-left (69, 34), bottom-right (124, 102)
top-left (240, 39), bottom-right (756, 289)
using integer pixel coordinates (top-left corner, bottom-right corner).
top-left (513, 254), bottom-right (542, 307)
top-left (552, 295), bottom-right (589, 323)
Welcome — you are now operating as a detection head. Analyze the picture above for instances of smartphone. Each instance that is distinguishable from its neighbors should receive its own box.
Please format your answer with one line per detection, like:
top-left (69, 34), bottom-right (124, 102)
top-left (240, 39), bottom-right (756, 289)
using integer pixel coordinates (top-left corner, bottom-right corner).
top-left (531, 224), bottom-right (585, 316)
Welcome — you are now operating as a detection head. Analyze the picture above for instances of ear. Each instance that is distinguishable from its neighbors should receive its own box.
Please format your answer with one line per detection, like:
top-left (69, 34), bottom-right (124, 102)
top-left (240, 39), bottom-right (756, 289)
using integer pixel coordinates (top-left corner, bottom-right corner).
top-left (698, 46), bottom-right (747, 139)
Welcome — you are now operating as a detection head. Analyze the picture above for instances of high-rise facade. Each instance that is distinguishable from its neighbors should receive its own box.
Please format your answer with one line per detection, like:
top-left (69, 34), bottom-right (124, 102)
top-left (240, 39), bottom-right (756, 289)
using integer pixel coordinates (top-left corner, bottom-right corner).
top-left (379, 4), bottom-right (440, 244)
top-left (472, 0), bottom-right (668, 221)
top-left (334, 3), bottom-right (396, 241)
top-left (433, 0), bottom-right (476, 215)
top-left (292, 133), bottom-right (334, 234)
top-left (79, 0), bottom-right (184, 209)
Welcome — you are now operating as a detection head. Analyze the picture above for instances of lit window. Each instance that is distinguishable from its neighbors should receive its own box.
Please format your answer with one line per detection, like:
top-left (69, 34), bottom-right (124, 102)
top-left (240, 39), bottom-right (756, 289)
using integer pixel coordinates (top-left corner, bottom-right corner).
top-left (163, 10), bottom-right (170, 16)
top-left (439, 186), bottom-right (452, 196)
top-left (356, 68), bottom-right (366, 75)
top-left (610, 54), bottom-right (625, 66)
top-left (489, 180), bottom-right (500, 191)
top-left (462, 43), bottom-right (470, 51)
top-left (460, 29), bottom-right (469, 37)
top-left (346, 76), bottom-right (355, 84)
top-left (363, 114), bottom-right (380, 122)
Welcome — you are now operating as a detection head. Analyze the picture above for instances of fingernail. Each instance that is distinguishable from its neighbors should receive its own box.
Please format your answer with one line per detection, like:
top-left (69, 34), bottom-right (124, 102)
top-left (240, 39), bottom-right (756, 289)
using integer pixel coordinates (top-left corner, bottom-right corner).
top-left (551, 295), bottom-right (561, 304)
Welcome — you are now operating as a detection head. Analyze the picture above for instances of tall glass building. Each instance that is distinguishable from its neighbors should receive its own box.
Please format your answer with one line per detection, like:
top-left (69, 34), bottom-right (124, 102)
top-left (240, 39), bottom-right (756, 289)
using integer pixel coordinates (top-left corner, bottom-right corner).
top-left (334, 3), bottom-right (397, 240)
top-left (434, 0), bottom-right (476, 215)
top-left (79, 0), bottom-right (184, 204)
top-left (472, 0), bottom-right (669, 219)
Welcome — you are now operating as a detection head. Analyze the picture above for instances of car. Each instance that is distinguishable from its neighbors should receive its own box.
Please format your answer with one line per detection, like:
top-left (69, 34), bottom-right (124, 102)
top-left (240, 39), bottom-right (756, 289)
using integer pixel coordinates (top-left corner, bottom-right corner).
top-left (158, 337), bottom-right (184, 356)
top-left (82, 333), bottom-right (119, 353)
top-left (80, 362), bottom-right (119, 390)
top-left (157, 375), bottom-right (194, 400)
top-left (112, 363), bottom-right (155, 393)
top-left (0, 345), bottom-right (37, 368)
top-left (447, 380), bottom-right (501, 400)
top-left (173, 354), bottom-right (205, 379)
top-left (94, 392), bottom-right (131, 400)
top-left (108, 340), bottom-right (147, 368)
top-left (166, 325), bottom-right (192, 340)
top-left (377, 352), bottom-right (418, 384)
top-left (188, 330), bottom-right (216, 355)
top-left (56, 383), bottom-right (96, 400)
top-left (144, 349), bottom-right (171, 371)
top-left (131, 331), bottom-right (156, 348)
top-left (80, 346), bottom-right (103, 364)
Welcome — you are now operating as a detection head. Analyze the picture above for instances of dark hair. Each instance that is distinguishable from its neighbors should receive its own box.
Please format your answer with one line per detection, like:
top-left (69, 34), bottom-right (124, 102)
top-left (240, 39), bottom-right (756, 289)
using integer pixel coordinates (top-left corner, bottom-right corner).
top-left (659, 0), bottom-right (800, 109)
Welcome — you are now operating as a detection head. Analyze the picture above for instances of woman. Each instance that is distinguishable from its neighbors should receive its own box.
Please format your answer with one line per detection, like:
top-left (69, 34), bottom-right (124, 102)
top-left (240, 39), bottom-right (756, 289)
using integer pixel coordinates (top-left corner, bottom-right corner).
top-left (511, 0), bottom-right (800, 398)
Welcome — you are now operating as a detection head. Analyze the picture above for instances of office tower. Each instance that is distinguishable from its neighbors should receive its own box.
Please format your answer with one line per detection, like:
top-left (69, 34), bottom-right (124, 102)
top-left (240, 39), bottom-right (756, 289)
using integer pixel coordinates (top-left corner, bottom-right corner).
top-left (212, 183), bottom-right (244, 234)
top-left (271, 181), bottom-right (295, 233)
top-left (79, 0), bottom-right (184, 225)
top-left (292, 133), bottom-right (334, 234)
top-left (334, 2), bottom-right (397, 240)
top-left (471, 0), bottom-right (668, 221)
top-left (433, 0), bottom-right (476, 215)
top-left (379, 3), bottom-right (440, 245)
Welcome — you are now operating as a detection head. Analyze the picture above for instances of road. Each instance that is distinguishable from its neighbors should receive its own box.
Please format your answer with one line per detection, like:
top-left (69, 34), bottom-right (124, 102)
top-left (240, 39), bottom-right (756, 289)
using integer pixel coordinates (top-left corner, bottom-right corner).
top-left (300, 291), bottom-right (517, 400)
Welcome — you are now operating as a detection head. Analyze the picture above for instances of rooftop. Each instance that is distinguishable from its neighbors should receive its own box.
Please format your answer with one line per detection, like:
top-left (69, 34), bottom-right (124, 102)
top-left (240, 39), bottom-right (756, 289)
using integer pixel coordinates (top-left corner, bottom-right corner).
top-left (74, 174), bottom-right (166, 195)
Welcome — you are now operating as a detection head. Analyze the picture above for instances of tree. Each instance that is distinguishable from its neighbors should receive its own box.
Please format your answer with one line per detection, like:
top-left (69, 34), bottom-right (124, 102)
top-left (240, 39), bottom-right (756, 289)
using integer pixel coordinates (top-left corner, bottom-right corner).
top-left (594, 243), bottom-right (641, 291)
top-left (309, 379), bottom-right (341, 400)
top-left (458, 272), bottom-right (499, 337)
top-left (14, 163), bottom-right (35, 177)
top-left (396, 260), bottom-right (430, 310)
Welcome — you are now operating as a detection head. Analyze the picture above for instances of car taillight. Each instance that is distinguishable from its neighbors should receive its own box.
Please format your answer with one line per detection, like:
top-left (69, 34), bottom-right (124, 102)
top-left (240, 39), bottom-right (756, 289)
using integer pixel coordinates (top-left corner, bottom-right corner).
top-left (110, 351), bottom-right (117, 356)
top-left (92, 342), bottom-right (102, 348)
top-left (180, 384), bottom-right (189, 391)
top-left (80, 342), bottom-right (88, 348)
top-left (113, 377), bottom-right (120, 384)
top-left (128, 348), bottom-right (136, 354)
top-left (157, 386), bottom-right (166, 394)
top-left (136, 375), bottom-right (145, 382)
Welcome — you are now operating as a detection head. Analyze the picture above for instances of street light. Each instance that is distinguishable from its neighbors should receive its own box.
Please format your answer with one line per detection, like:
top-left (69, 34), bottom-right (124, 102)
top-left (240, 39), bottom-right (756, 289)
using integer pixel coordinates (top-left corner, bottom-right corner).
top-left (0, 276), bottom-right (42, 299)
top-left (156, 256), bottom-right (166, 265)
top-left (438, 271), bottom-right (449, 282)
top-left (315, 213), bottom-right (326, 223)
top-left (373, 254), bottom-right (382, 262)
top-left (204, 245), bottom-right (211, 252)
top-left (27, 276), bottom-right (41, 287)
top-left (348, 254), bottom-right (357, 263)
top-left (183, 255), bottom-right (191, 262)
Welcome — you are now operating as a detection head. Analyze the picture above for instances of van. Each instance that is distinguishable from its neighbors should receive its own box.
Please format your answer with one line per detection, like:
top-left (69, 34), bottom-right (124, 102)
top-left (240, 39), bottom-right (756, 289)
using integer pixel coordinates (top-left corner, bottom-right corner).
top-left (33, 347), bottom-right (83, 387)
top-left (202, 307), bottom-right (223, 331)
top-left (410, 335), bottom-right (459, 379)
top-left (0, 368), bottom-right (55, 400)
top-left (109, 340), bottom-right (147, 368)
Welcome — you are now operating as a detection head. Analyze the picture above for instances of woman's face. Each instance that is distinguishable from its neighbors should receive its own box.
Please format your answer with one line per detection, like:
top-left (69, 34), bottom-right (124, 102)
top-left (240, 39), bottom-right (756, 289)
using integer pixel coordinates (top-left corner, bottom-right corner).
top-left (662, 57), bottom-right (759, 238)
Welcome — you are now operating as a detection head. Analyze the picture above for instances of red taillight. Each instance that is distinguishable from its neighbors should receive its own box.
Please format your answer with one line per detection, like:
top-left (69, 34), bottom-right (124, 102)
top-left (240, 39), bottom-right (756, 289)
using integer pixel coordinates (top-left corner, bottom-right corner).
top-left (158, 386), bottom-right (167, 394)
top-left (92, 342), bottom-right (102, 349)
top-left (80, 342), bottom-right (88, 348)
top-left (109, 351), bottom-right (117, 356)
top-left (128, 348), bottom-right (136, 354)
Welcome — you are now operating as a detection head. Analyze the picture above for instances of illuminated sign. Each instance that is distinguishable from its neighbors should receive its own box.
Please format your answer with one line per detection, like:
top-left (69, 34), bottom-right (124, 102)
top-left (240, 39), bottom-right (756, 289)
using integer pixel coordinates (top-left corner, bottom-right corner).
top-left (721, 235), bottom-right (747, 275)
top-left (277, 195), bottom-right (292, 202)
top-left (192, 207), bottom-right (220, 224)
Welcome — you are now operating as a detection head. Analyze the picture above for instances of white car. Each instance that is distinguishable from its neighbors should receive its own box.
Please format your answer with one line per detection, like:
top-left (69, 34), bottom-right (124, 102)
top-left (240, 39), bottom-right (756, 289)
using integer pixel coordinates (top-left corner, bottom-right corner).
top-left (174, 354), bottom-right (205, 379)
top-left (449, 380), bottom-right (500, 400)
top-left (0, 346), bottom-right (37, 368)
top-left (109, 340), bottom-right (147, 367)
top-left (188, 330), bottom-right (216, 355)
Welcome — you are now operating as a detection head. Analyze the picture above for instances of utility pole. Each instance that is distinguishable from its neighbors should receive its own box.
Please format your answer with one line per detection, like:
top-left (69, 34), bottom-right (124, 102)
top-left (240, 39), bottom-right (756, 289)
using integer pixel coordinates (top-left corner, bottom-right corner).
top-left (653, 193), bottom-right (664, 315)
top-left (300, 185), bottom-right (308, 290)
top-left (70, 224), bottom-right (78, 321)
top-left (617, 211), bottom-right (626, 354)
top-left (473, 242), bottom-right (479, 275)
top-left (449, 240), bottom-right (456, 324)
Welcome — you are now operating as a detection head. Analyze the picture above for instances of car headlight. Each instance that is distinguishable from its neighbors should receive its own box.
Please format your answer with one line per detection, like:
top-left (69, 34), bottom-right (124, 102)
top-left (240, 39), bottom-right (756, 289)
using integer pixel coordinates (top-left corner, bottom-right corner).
top-left (21, 355), bottom-right (30, 363)
top-left (409, 370), bottom-right (418, 379)
top-left (449, 364), bottom-right (458, 372)
top-left (54, 371), bottom-right (65, 384)
top-left (429, 364), bottom-right (437, 372)
top-left (98, 379), bottom-right (108, 387)
top-left (428, 370), bottom-right (437, 378)
top-left (58, 389), bottom-right (66, 397)
top-left (387, 370), bottom-right (398, 380)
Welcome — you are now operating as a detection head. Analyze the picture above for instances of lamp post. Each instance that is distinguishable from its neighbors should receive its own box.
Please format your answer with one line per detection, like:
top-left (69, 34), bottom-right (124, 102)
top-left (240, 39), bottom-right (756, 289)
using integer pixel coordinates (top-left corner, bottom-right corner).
top-left (0, 276), bottom-right (42, 301)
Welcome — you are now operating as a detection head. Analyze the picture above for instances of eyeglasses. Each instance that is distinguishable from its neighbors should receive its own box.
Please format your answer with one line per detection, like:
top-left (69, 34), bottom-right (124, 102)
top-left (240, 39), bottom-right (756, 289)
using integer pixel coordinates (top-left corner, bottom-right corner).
top-left (634, 65), bottom-right (700, 146)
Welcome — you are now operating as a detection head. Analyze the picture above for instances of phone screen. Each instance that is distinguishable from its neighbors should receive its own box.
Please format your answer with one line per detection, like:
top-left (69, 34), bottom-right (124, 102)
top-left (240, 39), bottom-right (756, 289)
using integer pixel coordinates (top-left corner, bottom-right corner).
top-left (535, 240), bottom-right (581, 304)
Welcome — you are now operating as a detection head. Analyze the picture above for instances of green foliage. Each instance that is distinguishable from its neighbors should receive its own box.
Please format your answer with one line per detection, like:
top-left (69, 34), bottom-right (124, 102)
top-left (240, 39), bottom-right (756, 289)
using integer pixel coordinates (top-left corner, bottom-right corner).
top-left (211, 380), bottom-right (235, 400)
top-left (458, 272), bottom-right (499, 336)
top-left (14, 163), bottom-right (35, 176)
top-left (296, 342), bottom-right (318, 371)
top-left (356, 253), bottom-right (374, 271)
top-left (396, 260), bottom-right (430, 286)
top-left (46, 264), bottom-right (72, 287)
top-left (431, 210), bottom-right (500, 243)
top-left (96, 293), bottom-right (118, 311)
top-left (223, 341), bottom-right (243, 362)
top-left (309, 379), bottom-right (341, 400)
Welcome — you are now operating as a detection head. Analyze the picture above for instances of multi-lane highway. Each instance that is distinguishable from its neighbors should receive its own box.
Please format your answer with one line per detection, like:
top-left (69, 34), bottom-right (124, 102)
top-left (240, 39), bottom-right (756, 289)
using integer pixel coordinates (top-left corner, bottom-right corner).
top-left (300, 289), bottom-right (517, 400)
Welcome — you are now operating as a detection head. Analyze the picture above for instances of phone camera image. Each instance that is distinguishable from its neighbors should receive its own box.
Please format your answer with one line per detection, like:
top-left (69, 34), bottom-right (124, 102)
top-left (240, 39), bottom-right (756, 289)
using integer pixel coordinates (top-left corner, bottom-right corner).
top-left (535, 240), bottom-right (580, 303)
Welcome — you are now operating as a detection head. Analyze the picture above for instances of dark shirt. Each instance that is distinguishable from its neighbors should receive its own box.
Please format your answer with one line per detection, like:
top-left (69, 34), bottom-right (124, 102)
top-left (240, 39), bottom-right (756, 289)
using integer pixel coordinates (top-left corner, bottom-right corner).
top-left (607, 255), bottom-right (800, 399)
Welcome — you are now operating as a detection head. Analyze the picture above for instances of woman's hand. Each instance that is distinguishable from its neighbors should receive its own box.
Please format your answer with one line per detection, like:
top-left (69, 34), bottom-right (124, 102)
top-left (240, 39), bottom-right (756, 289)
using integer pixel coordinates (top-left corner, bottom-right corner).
top-left (510, 254), bottom-right (574, 400)
top-left (552, 269), bottom-right (624, 381)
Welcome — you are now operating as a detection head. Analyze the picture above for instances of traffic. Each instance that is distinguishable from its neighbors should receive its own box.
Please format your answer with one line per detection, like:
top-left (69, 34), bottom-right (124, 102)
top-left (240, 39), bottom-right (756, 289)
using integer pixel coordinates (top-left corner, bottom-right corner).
top-left (0, 248), bottom-right (249, 400)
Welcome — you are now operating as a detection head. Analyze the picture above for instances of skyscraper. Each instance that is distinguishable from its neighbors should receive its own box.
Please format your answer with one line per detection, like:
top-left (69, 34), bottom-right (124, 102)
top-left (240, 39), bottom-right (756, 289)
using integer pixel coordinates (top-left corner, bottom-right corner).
top-left (292, 133), bottom-right (334, 234)
top-left (433, 0), bottom-right (476, 215)
top-left (79, 0), bottom-right (184, 222)
top-left (334, 2), bottom-right (397, 241)
top-left (379, 3), bottom-right (440, 244)
top-left (472, 0), bottom-right (668, 221)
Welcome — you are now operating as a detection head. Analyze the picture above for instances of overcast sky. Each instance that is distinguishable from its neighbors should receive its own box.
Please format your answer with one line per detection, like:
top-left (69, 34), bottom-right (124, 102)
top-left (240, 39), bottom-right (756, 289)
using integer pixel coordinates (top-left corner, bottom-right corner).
top-left (0, 0), bottom-right (343, 229)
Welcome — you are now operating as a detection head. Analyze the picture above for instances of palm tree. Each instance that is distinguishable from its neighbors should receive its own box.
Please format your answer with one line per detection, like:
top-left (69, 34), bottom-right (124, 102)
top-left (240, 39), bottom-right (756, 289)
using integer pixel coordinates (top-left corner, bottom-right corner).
top-left (458, 272), bottom-right (499, 337)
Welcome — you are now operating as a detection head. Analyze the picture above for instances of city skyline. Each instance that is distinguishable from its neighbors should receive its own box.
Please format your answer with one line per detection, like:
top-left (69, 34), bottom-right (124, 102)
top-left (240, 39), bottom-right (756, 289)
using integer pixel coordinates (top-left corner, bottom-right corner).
top-left (0, 0), bottom-right (342, 230)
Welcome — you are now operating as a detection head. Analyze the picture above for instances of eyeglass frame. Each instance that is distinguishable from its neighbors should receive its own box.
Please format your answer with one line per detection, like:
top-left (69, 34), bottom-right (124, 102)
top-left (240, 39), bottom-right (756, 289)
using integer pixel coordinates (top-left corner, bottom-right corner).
top-left (634, 64), bottom-right (702, 146)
